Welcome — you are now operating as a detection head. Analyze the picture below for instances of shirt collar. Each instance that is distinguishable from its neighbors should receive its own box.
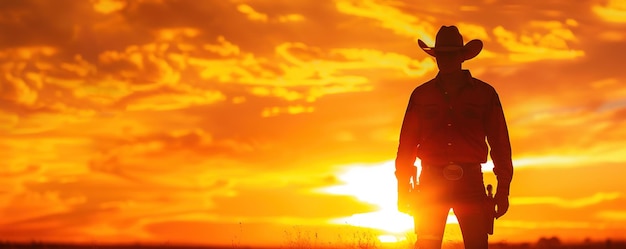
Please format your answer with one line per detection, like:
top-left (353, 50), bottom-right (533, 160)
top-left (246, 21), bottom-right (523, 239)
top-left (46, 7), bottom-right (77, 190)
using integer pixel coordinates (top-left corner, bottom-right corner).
top-left (435, 69), bottom-right (475, 88)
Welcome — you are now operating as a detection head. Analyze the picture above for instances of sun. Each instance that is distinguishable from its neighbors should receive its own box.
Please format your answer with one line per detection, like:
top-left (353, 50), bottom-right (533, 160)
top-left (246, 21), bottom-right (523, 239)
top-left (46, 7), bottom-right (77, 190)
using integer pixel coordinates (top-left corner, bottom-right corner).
top-left (319, 160), bottom-right (463, 243)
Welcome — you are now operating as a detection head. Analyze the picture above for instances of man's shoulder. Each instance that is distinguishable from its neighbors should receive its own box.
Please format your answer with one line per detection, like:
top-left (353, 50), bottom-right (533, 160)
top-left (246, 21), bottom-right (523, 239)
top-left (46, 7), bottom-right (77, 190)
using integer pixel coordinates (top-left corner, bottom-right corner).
top-left (412, 78), bottom-right (438, 93)
top-left (470, 76), bottom-right (498, 93)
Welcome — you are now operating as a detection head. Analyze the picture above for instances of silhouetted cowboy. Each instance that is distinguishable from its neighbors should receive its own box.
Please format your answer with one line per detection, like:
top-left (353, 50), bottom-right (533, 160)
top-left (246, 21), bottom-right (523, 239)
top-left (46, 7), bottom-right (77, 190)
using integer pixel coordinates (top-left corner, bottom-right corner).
top-left (395, 25), bottom-right (513, 249)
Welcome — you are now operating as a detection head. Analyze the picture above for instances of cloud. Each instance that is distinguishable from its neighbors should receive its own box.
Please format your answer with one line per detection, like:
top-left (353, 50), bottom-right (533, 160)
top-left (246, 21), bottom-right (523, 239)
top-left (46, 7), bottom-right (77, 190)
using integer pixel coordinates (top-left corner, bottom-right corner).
top-left (86, 128), bottom-right (262, 186)
top-left (492, 22), bottom-right (585, 62)
top-left (0, 46), bottom-right (57, 107)
top-left (0, 31), bottom-right (231, 125)
top-left (331, 47), bottom-right (435, 77)
top-left (122, 87), bottom-right (226, 111)
top-left (1, 191), bottom-right (86, 225)
top-left (1, 170), bottom-right (236, 241)
top-left (236, 3), bottom-right (305, 24)
top-left (456, 22), bottom-right (491, 42)
top-left (335, 0), bottom-right (435, 40)
top-left (261, 105), bottom-right (315, 117)
top-left (237, 4), bottom-right (269, 22)
top-left (508, 100), bottom-right (626, 163)
top-left (92, 0), bottom-right (126, 14)
top-left (237, 41), bottom-right (434, 104)
top-left (597, 210), bottom-right (626, 220)
top-left (1, 0), bottom-right (434, 123)
top-left (0, 147), bottom-right (374, 244)
top-left (210, 185), bottom-right (377, 219)
top-left (593, 0), bottom-right (626, 23)
top-left (500, 219), bottom-right (593, 229)
top-left (512, 192), bottom-right (621, 208)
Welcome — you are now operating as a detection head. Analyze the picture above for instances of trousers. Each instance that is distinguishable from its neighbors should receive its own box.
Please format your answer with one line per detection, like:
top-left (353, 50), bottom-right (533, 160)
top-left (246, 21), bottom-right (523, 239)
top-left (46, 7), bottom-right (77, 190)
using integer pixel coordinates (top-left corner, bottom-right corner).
top-left (413, 163), bottom-right (489, 249)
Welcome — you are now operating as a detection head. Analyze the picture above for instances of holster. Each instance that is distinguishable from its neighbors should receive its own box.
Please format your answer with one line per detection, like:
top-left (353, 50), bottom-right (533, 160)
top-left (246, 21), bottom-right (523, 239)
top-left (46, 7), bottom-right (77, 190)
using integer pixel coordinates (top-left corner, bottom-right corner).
top-left (485, 184), bottom-right (496, 235)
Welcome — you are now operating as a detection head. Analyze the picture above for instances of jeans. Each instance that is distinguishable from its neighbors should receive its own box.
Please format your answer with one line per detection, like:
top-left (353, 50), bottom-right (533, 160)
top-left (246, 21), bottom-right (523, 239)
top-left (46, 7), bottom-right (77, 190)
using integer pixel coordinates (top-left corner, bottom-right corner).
top-left (413, 163), bottom-right (489, 249)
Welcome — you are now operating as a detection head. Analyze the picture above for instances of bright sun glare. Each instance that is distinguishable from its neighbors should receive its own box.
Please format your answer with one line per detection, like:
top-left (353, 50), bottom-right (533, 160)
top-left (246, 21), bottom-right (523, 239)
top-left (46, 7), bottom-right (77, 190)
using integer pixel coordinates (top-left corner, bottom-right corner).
top-left (318, 160), bottom-right (460, 243)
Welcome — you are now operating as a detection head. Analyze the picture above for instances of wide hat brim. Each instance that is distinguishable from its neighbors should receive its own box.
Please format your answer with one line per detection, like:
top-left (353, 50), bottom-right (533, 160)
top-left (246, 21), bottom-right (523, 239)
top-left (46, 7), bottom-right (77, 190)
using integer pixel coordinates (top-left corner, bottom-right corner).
top-left (417, 39), bottom-right (483, 61)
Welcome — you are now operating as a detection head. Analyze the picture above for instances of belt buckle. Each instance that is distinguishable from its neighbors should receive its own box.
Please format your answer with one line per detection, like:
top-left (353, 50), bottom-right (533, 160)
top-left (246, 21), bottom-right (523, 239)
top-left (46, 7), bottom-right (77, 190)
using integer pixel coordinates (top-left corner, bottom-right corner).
top-left (443, 164), bottom-right (464, 180)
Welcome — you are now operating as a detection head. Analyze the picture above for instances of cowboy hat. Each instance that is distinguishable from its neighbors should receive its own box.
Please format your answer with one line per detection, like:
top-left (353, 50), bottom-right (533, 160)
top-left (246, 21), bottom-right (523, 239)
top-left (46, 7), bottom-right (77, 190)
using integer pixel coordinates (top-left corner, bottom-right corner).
top-left (417, 25), bottom-right (483, 61)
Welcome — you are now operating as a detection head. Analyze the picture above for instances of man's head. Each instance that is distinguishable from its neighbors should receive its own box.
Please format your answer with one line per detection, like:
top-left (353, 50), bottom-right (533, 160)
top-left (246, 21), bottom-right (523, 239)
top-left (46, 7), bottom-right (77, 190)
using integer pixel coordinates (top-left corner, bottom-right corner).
top-left (417, 26), bottom-right (483, 73)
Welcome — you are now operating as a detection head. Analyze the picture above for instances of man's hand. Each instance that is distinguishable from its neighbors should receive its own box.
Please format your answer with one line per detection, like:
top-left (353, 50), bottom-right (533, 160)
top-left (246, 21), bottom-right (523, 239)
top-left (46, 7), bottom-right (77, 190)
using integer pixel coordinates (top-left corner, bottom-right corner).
top-left (395, 166), bottom-right (416, 214)
top-left (494, 191), bottom-right (509, 219)
top-left (397, 178), bottom-right (412, 214)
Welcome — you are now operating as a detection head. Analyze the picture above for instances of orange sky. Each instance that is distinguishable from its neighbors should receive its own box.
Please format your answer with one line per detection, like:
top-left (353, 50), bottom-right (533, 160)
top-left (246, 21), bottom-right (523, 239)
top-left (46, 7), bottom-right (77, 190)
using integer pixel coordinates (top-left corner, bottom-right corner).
top-left (1, 0), bottom-right (626, 247)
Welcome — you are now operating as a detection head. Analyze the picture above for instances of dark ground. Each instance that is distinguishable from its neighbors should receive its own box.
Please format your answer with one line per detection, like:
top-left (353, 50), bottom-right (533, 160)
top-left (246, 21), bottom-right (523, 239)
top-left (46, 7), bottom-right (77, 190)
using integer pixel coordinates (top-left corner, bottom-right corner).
top-left (0, 240), bottom-right (625, 249)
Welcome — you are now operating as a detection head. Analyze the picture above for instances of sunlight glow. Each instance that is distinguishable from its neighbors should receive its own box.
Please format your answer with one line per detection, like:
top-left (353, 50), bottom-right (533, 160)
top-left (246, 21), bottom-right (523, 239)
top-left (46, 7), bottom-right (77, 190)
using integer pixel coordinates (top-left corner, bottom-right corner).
top-left (378, 234), bottom-right (401, 243)
top-left (316, 160), bottom-right (473, 245)
top-left (320, 160), bottom-right (414, 233)
top-left (319, 160), bottom-right (460, 237)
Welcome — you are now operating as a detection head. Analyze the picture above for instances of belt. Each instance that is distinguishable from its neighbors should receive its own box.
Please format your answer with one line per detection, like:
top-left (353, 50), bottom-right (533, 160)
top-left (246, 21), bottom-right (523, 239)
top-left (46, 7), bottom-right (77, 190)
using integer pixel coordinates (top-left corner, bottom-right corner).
top-left (421, 162), bottom-right (481, 181)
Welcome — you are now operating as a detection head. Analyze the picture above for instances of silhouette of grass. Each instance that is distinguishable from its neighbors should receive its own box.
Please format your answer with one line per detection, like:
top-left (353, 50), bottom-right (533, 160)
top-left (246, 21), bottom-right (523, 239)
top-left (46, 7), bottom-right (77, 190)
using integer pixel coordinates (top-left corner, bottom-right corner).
top-left (283, 226), bottom-right (318, 249)
top-left (282, 225), bottom-right (381, 249)
top-left (230, 222), bottom-right (244, 249)
top-left (0, 230), bottom-right (625, 249)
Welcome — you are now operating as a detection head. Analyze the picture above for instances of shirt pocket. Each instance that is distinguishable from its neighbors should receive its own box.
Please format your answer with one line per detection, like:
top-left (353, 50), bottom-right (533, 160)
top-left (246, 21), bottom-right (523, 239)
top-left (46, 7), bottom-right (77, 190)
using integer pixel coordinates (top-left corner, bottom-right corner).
top-left (460, 103), bottom-right (485, 120)
top-left (419, 104), bottom-right (442, 120)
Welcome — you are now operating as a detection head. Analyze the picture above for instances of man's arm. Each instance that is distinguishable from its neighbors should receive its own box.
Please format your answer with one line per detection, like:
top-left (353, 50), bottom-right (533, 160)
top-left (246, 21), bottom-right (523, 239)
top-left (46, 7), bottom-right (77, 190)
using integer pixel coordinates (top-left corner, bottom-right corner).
top-left (395, 92), bottom-right (420, 213)
top-left (485, 91), bottom-right (513, 218)
top-left (396, 93), bottom-right (420, 178)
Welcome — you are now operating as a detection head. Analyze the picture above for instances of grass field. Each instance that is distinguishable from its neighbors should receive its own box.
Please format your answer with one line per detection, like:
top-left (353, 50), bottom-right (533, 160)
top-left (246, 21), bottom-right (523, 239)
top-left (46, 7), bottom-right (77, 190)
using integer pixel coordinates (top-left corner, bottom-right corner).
top-left (0, 226), bottom-right (622, 249)
top-left (0, 238), bottom-right (624, 249)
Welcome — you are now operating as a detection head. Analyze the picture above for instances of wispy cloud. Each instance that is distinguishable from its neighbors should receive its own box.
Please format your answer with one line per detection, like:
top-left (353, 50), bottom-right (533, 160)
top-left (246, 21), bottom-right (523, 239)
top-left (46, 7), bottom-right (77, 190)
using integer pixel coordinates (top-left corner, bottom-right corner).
top-left (512, 192), bottom-right (621, 208)
top-left (597, 210), bottom-right (626, 220)
top-left (492, 21), bottom-right (584, 62)
top-left (593, 0), bottom-right (626, 23)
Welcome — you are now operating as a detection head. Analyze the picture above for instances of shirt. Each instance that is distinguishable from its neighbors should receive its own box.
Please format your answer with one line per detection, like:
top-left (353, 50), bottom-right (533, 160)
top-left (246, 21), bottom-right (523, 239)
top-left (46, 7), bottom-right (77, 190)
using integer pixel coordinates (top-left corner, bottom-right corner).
top-left (395, 70), bottom-right (513, 191)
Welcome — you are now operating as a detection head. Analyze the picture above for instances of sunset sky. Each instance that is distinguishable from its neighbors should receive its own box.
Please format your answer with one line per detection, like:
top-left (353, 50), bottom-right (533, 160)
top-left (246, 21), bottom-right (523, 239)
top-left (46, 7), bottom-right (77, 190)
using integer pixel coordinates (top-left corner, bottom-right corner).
top-left (2, 0), bottom-right (626, 247)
